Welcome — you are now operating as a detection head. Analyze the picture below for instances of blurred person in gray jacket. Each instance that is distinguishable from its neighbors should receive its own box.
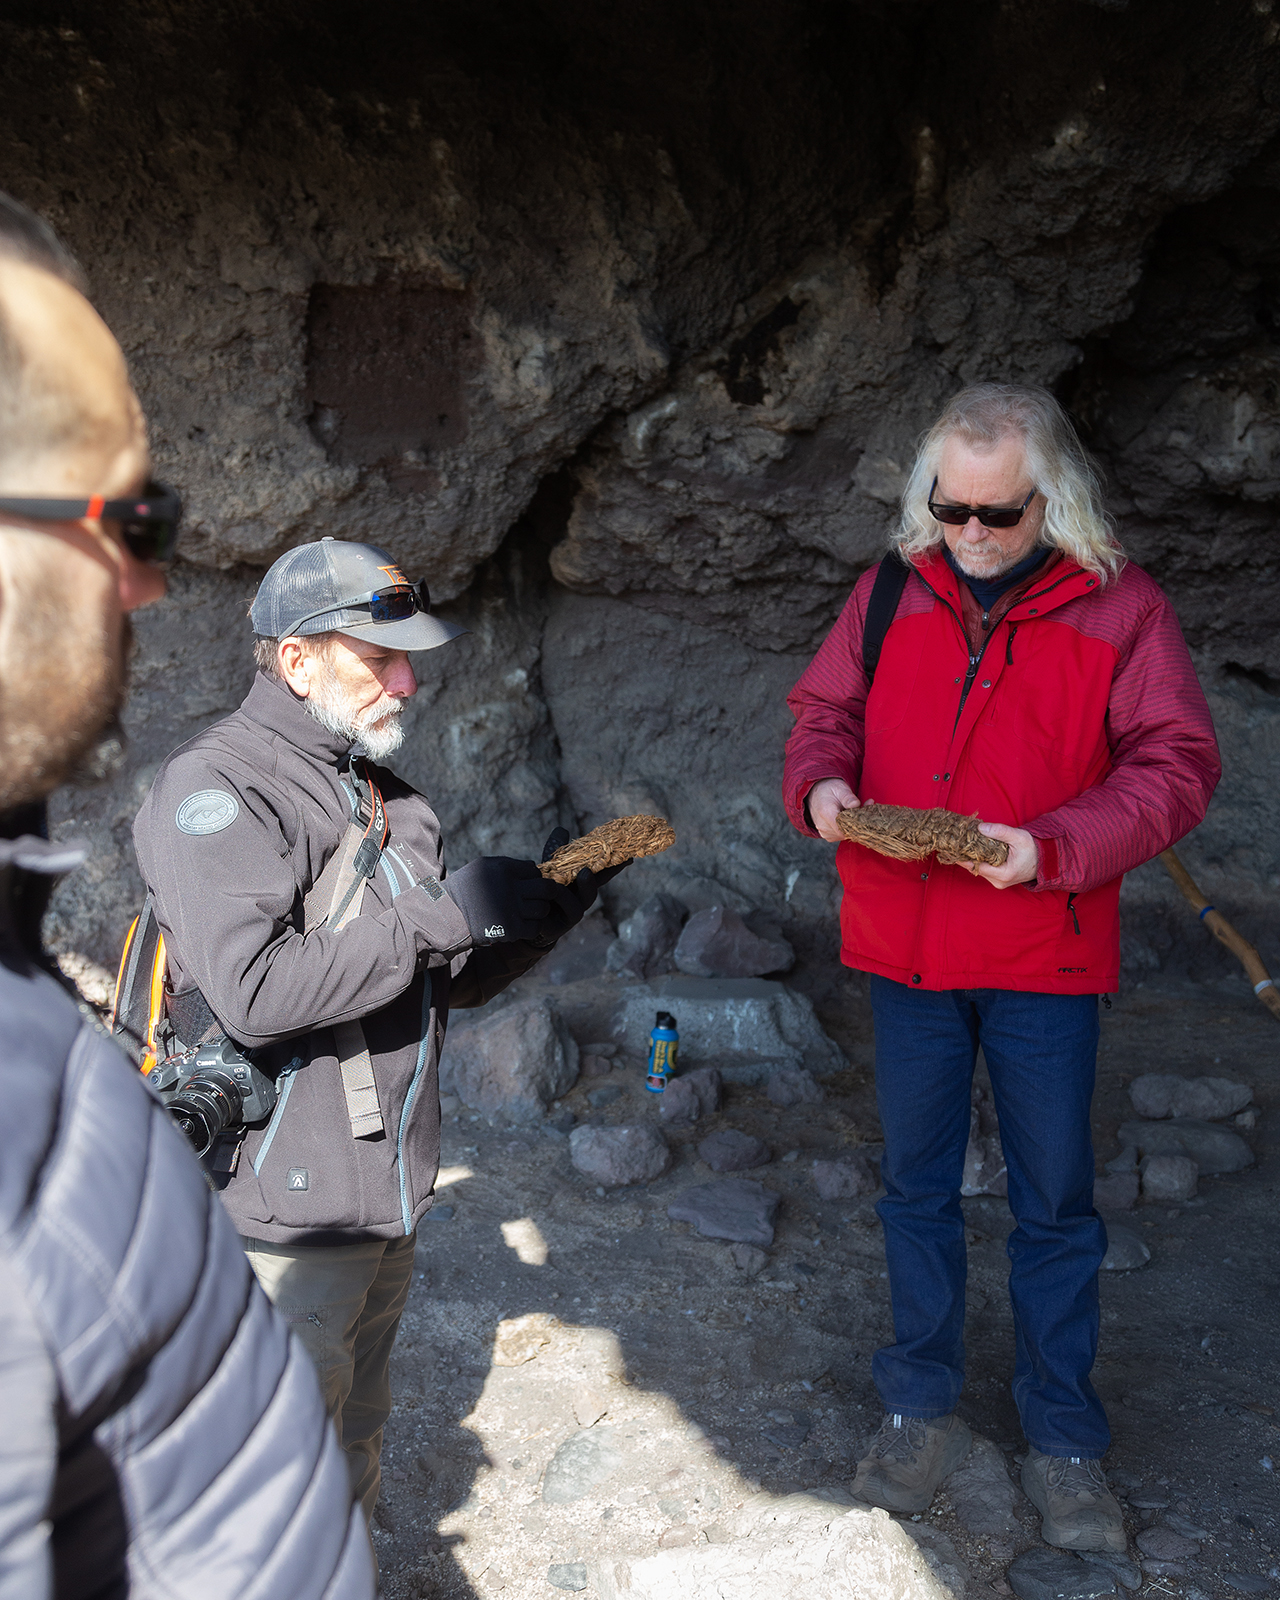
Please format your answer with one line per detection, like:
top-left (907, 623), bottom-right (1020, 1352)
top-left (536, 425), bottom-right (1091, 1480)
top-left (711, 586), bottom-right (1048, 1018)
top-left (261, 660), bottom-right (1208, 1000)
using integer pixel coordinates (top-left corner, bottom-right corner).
top-left (0, 194), bottom-right (373, 1600)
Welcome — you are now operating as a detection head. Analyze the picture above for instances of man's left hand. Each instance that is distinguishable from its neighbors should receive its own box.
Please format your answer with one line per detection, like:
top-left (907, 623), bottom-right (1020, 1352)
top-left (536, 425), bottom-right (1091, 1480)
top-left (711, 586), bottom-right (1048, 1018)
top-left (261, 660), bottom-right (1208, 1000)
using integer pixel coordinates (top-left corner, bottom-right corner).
top-left (971, 824), bottom-right (1040, 889)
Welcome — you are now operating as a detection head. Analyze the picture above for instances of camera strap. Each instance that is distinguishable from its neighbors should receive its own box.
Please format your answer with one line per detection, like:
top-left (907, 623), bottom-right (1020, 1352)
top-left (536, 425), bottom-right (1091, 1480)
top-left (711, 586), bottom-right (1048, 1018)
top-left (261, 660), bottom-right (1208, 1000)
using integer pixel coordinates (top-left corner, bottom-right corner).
top-left (301, 758), bottom-right (390, 1140)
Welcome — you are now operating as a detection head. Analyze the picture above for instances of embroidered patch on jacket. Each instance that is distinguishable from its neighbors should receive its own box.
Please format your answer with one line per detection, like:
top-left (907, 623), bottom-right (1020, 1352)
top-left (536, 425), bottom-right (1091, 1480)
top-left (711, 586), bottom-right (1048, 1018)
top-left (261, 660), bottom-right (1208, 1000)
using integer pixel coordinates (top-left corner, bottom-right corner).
top-left (175, 789), bottom-right (240, 835)
top-left (287, 1168), bottom-right (309, 1191)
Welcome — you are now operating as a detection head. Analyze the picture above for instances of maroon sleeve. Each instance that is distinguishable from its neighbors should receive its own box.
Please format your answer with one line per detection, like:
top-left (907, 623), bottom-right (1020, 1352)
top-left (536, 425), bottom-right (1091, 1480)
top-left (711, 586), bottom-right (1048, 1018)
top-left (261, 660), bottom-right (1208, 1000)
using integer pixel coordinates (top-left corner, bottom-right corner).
top-left (1024, 587), bottom-right (1221, 892)
top-left (783, 571), bottom-right (876, 836)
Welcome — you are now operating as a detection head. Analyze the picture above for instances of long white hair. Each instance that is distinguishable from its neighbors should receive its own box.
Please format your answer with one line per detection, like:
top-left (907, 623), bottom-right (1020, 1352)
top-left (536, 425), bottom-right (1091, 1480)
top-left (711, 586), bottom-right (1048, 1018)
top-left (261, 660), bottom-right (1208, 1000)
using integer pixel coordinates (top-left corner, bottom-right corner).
top-left (893, 384), bottom-right (1124, 582)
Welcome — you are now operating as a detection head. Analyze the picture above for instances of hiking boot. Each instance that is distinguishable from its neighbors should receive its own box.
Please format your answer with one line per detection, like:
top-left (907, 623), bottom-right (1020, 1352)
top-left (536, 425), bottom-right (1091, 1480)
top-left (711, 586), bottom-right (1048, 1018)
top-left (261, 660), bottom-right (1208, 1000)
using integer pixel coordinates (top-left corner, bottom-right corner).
top-left (1021, 1450), bottom-right (1127, 1553)
top-left (851, 1412), bottom-right (972, 1513)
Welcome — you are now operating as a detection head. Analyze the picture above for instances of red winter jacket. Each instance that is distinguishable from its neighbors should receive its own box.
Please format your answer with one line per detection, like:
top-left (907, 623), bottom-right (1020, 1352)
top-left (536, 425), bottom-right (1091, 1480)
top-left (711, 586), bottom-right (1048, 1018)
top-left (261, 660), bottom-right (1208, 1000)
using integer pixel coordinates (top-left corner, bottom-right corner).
top-left (783, 549), bottom-right (1220, 994)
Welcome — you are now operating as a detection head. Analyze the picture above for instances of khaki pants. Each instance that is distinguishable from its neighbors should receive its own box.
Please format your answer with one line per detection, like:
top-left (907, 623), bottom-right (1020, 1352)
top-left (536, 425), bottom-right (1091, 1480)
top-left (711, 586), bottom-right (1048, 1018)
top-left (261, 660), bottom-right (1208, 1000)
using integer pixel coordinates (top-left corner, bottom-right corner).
top-left (243, 1232), bottom-right (416, 1523)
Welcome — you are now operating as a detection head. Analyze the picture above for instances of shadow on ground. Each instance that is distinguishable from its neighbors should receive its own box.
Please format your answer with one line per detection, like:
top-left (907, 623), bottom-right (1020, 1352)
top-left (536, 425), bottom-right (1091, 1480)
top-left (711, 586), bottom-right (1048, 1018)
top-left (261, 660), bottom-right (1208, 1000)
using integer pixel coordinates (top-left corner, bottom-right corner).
top-left (371, 976), bottom-right (1280, 1600)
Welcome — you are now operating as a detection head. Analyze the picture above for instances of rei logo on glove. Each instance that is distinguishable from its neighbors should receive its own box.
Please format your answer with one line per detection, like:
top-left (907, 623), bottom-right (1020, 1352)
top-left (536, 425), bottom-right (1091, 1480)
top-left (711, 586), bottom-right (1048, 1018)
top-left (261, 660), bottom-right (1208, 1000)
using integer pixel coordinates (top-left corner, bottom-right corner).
top-left (484, 924), bottom-right (505, 939)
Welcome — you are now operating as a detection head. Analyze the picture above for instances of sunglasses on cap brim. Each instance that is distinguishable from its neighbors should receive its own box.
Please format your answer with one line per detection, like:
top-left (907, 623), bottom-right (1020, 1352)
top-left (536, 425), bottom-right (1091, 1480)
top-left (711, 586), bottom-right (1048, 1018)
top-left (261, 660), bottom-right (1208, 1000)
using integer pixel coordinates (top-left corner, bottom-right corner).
top-left (0, 479), bottom-right (183, 564)
top-left (927, 477), bottom-right (1038, 529)
top-left (286, 580), bottom-right (433, 635)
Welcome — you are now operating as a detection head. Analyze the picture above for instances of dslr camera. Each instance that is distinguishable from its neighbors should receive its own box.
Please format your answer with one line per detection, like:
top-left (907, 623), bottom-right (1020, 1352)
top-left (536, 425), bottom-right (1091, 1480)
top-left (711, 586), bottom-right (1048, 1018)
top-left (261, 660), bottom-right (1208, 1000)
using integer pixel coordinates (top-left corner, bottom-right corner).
top-left (148, 1036), bottom-right (278, 1158)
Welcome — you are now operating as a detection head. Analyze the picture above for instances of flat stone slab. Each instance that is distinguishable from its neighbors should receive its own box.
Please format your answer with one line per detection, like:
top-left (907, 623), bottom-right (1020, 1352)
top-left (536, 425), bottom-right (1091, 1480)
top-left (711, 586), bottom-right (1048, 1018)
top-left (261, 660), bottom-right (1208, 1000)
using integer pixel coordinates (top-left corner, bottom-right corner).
top-left (619, 977), bottom-right (844, 1076)
top-left (1118, 1117), bottom-right (1253, 1173)
top-left (668, 1178), bottom-right (781, 1245)
top-left (1008, 1546), bottom-right (1118, 1599)
top-left (1136, 1525), bottom-right (1200, 1560)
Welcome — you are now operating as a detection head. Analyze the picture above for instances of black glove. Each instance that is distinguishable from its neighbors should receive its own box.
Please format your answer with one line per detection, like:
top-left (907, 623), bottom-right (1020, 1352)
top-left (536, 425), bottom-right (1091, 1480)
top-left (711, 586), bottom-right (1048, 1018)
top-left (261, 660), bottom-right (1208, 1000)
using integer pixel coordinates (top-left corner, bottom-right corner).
top-left (445, 856), bottom-right (580, 945)
top-left (532, 830), bottom-right (632, 946)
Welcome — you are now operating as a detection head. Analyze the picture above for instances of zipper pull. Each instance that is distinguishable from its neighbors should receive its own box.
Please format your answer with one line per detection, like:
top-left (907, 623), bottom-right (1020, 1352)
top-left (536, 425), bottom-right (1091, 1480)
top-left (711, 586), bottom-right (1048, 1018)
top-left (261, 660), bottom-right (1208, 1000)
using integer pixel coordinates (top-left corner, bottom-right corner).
top-left (1067, 893), bottom-right (1080, 935)
top-left (964, 654), bottom-right (981, 685)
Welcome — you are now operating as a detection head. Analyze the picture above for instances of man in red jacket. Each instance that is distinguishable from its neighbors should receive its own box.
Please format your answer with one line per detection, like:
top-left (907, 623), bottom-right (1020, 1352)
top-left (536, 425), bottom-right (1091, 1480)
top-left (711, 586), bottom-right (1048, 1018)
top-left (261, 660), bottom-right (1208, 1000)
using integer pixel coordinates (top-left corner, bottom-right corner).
top-left (784, 384), bottom-right (1219, 1553)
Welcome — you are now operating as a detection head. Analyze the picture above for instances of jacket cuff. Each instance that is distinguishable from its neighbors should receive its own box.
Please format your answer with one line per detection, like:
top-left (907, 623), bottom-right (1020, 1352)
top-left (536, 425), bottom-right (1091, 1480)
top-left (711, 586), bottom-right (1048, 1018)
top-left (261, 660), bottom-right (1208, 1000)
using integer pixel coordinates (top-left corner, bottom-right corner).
top-left (398, 880), bottom-right (472, 956)
top-left (786, 767), bottom-right (860, 838)
top-left (1024, 830), bottom-right (1063, 889)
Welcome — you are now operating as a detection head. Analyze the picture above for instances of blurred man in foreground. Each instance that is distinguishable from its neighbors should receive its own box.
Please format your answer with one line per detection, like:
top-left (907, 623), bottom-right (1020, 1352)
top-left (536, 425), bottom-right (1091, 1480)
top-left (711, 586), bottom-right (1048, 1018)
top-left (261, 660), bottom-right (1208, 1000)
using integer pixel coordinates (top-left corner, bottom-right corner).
top-left (0, 194), bottom-right (373, 1599)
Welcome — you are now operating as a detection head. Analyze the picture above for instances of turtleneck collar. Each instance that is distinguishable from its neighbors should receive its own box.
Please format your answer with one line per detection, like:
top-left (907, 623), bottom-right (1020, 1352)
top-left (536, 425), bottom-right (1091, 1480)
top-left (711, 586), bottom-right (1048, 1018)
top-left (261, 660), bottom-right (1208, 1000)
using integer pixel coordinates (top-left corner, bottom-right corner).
top-left (240, 670), bottom-right (357, 765)
top-left (943, 543), bottom-right (1052, 614)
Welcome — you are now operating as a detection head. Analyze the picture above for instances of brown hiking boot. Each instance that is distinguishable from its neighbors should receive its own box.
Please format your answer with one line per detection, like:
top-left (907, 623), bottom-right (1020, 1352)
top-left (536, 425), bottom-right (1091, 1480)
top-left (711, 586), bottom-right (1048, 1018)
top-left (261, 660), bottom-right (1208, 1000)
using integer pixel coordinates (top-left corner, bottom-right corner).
top-left (851, 1412), bottom-right (973, 1513)
top-left (1021, 1450), bottom-right (1127, 1553)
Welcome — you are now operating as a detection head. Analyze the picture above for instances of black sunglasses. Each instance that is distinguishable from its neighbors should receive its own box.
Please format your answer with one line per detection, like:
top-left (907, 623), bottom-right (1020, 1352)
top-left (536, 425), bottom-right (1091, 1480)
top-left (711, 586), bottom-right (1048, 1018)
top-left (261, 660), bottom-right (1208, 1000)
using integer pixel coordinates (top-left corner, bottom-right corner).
top-left (927, 477), bottom-right (1037, 529)
top-left (0, 479), bottom-right (183, 563)
top-left (288, 580), bottom-right (432, 635)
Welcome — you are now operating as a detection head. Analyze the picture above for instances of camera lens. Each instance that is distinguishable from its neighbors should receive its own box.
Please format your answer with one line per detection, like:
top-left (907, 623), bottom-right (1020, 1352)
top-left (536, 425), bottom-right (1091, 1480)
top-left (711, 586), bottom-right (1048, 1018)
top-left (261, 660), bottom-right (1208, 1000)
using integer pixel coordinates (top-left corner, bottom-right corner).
top-left (167, 1070), bottom-right (243, 1157)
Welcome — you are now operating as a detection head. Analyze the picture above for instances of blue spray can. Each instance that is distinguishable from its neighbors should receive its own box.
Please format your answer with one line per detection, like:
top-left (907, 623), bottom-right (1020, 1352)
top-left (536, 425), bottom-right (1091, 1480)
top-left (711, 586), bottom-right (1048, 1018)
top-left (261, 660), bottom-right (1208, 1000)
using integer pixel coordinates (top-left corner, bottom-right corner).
top-left (645, 1011), bottom-right (679, 1094)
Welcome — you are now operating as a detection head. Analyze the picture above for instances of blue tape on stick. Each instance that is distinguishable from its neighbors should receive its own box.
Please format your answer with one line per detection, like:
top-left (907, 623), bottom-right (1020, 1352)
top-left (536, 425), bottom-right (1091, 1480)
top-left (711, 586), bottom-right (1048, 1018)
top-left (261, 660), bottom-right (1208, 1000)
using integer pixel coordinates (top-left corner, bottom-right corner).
top-left (1198, 905), bottom-right (1215, 920)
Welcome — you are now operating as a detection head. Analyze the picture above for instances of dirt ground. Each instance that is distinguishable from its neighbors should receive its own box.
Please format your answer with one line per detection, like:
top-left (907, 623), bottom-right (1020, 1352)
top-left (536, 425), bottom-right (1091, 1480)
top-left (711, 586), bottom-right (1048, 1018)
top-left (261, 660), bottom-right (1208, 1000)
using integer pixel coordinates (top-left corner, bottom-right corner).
top-left (371, 972), bottom-right (1279, 1600)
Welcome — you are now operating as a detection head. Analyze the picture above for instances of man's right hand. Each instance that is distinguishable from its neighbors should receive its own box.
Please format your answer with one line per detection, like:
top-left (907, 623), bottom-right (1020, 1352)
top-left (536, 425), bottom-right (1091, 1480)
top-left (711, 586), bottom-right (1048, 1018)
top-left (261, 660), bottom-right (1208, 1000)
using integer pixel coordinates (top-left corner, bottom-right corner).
top-left (807, 778), bottom-right (860, 842)
top-left (445, 856), bottom-right (580, 945)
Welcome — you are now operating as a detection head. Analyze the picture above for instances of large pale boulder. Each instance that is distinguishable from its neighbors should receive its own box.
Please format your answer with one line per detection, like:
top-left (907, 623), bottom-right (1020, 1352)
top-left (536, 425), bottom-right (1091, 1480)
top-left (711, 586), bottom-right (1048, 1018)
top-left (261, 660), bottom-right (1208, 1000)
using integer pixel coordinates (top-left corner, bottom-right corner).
top-left (591, 1493), bottom-right (966, 1600)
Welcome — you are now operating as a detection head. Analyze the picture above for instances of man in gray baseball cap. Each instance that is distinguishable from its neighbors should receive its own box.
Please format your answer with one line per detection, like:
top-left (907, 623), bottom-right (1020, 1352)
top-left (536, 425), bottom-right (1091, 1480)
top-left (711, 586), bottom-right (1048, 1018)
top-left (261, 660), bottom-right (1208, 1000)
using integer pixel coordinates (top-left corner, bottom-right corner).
top-left (133, 536), bottom-right (621, 1529)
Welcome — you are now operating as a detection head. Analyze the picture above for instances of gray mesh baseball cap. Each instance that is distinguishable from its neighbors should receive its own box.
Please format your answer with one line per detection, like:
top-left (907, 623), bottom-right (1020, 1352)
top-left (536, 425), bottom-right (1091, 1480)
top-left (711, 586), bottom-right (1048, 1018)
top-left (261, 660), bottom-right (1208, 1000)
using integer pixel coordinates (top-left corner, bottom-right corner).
top-left (250, 538), bottom-right (468, 651)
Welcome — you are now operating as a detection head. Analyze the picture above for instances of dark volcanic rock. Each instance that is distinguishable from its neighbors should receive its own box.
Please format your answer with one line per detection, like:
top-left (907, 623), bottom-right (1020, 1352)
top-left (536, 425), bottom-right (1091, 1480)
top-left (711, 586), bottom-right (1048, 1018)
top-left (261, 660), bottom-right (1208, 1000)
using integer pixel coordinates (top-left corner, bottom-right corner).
top-left (767, 1068), bottom-right (824, 1108)
top-left (699, 1128), bottom-right (772, 1171)
top-left (658, 1067), bottom-right (722, 1126)
top-left (668, 1179), bottom-right (781, 1245)
top-left (811, 1153), bottom-right (879, 1201)
top-left (569, 1125), bottom-right (670, 1187)
top-left (606, 894), bottom-right (687, 980)
top-left (674, 906), bottom-right (794, 979)
top-left (1008, 1546), bottom-right (1118, 1600)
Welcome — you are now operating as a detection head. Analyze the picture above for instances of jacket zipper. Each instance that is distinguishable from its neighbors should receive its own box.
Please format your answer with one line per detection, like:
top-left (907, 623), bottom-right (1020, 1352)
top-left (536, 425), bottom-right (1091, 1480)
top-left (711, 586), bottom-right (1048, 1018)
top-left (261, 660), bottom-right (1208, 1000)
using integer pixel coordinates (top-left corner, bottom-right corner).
top-left (918, 562), bottom-right (1085, 735)
top-left (1067, 893), bottom-right (1081, 935)
top-left (252, 1055), bottom-right (304, 1176)
top-left (1006, 624), bottom-right (1018, 665)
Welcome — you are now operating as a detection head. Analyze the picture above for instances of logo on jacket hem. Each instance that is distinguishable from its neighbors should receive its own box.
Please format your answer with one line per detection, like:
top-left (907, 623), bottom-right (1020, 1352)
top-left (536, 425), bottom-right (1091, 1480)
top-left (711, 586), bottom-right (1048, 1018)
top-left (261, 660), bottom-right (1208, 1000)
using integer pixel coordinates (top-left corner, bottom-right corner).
top-left (176, 789), bottom-right (240, 835)
top-left (484, 924), bottom-right (505, 939)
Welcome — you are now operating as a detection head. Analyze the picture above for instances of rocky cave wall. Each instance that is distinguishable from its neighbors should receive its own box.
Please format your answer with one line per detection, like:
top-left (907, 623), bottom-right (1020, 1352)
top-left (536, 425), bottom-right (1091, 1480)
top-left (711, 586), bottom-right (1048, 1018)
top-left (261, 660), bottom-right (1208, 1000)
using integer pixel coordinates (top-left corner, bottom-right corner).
top-left (5, 0), bottom-right (1278, 1009)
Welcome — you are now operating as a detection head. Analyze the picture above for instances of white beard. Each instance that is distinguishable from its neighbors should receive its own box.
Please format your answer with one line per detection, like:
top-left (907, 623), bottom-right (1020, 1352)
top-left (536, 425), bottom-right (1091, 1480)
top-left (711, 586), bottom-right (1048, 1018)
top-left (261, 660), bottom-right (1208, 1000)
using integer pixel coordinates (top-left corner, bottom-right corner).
top-left (305, 671), bottom-right (406, 758)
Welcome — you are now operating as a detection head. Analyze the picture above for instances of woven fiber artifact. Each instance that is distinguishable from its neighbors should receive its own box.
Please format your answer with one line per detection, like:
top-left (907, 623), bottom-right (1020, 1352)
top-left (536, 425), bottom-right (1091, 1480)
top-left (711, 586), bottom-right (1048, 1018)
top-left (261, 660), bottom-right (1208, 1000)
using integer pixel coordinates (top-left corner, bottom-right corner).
top-left (836, 803), bottom-right (1009, 867)
top-left (539, 815), bottom-right (676, 884)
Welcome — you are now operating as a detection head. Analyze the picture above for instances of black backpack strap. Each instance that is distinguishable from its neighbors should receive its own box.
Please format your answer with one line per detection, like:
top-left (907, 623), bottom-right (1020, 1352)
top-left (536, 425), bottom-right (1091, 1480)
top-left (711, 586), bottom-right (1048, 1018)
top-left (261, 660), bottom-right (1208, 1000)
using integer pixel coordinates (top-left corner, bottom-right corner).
top-left (862, 550), bottom-right (911, 686)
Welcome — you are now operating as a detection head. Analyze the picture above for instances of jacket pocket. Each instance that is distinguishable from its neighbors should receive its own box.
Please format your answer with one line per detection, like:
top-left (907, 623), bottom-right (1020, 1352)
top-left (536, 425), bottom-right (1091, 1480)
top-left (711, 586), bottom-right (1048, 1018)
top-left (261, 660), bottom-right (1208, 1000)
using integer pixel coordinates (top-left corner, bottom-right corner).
top-left (248, 1054), bottom-right (364, 1229)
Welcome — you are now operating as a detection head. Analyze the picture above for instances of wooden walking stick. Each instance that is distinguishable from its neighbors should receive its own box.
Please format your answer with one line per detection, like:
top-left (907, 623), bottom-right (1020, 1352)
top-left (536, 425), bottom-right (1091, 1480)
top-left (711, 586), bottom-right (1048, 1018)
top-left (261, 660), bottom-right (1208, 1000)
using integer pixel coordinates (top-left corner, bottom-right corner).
top-left (1160, 848), bottom-right (1280, 1022)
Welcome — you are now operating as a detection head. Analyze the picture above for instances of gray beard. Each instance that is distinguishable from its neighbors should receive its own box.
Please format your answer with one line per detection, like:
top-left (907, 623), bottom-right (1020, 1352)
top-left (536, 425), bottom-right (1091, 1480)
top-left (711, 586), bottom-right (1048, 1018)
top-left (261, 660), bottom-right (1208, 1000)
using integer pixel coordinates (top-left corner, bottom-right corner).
top-left (305, 678), bottom-right (405, 759)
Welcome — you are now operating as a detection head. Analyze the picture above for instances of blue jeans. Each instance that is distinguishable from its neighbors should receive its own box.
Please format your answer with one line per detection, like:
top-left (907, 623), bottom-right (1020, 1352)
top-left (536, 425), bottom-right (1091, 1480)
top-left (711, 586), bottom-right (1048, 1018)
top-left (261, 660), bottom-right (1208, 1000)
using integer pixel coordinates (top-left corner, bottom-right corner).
top-left (868, 975), bottom-right (1109, 1456)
